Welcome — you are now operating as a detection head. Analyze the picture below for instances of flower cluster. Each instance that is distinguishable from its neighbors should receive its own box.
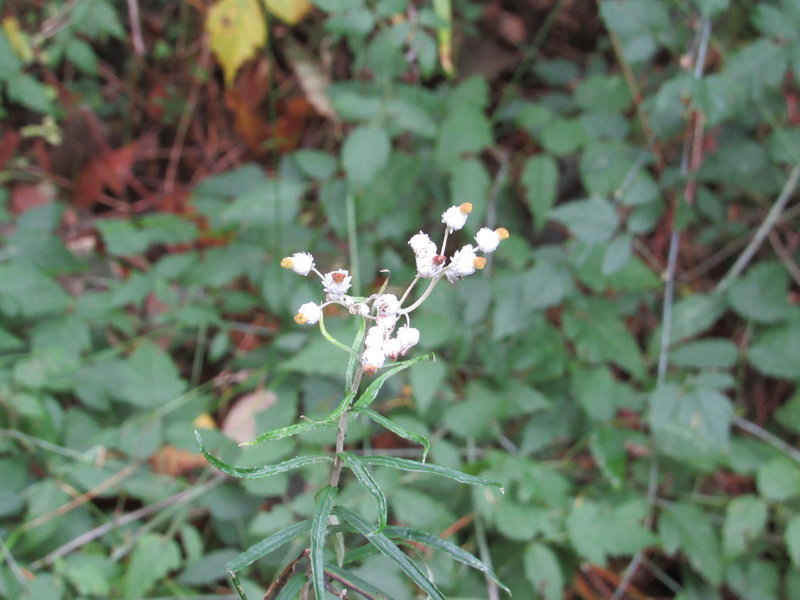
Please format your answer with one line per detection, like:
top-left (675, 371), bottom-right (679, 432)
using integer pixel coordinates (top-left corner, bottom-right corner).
top-left (282, 204), bottom-right (508, 375)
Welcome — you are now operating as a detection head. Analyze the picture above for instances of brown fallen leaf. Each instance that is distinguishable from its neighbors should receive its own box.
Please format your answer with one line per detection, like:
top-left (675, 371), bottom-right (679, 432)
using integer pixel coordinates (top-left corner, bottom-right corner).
top-left (222, 389), bottom-right (278, 443)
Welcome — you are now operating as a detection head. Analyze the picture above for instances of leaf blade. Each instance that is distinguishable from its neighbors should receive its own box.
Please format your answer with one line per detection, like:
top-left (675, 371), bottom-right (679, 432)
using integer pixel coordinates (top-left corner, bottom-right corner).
top-left (311, 486), bottom-right (338, 600)
top-left (354, 354), bottom-right (434, 410)
top-left (357, 455), bottom-right (502, 488)
top-left (339, 452), bottom-right (388, 533)
top-left (225, 521), bottom-right (312, 572)
top-left (353, 407), bottom-right (430, 462)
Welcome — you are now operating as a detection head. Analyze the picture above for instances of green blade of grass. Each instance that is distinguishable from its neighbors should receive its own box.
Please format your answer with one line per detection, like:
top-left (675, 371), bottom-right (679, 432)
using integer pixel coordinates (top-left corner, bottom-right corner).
top-left (358, 455), bottom-right (503, 489)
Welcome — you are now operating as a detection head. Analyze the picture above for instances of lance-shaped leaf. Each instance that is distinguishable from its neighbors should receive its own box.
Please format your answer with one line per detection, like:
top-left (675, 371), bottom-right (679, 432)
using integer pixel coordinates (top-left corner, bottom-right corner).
top-left (311, 486), bottom-right (337, 600)
top-left (226, 521), bottom-right (311, 572)
top-left (334, 507), bottom-right (445, 600)
top-left (273, 574), bottom-right (306, 600)
top-left (339, 452), bottom-right (387, 533)
top-left (353, 407), bottom-right (430, 462)
top-left (384, 526), bottom-right (510, 595)
top-left (196, 431), bottom-right (332, 478)
top-left (358, 455), bottom-right (503, 489)
top-left (303, 390), bottom-right (355, 425)
top-left (240, 419), bottom-right (337, 446)
top-left (346, 317), bottom-right (367, 391)
top-left (354, 354), bottom-right (434, 410)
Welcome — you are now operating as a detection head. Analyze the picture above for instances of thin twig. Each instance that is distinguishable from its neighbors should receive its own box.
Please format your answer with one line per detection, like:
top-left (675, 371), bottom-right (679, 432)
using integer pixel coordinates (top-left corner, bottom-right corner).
top-left (31, 474), bottom-right (225, 569)
top-left (732, 416), bottom-right (800, 464)
top-left (612, 16), bottom-right (712, 600)
top-left (0, 535), bottom-right (27, 587)
top-left (716, 164), bottom-right (800, 292)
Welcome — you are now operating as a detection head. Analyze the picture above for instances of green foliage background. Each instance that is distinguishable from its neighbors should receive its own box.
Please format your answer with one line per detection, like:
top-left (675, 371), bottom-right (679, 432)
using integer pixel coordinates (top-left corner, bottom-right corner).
top-left (2, 0), bottom-right (800, 598)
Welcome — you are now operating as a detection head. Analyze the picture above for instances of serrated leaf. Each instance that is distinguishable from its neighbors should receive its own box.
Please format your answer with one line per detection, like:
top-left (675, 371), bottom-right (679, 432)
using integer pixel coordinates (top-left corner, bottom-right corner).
top-left (523, 543), bottom-right (563, 600)
top-left (207, 0), bottom-right (266, 85)
top-left (353, 407), bottom-right (430, 462)
top-left (353, 353), bottom-right (434, 409)
top-left (119, 342), bottom-right (187, 408)
top-left (342, 126), bottom-right (391, 186)
top-left (659, 503), bottom-right (722, 585)
top-left (311, 486), bottom-right (337, 600)
top-left (357, 455), bottom-right (502, 488)
top-left (727, 262), bottom-right (792, 323)
top-left (196, 431), bottom-right (332, 478)
top-left (385, 526), bottom-right (509, 594)
top-left (340, 452), bottom-right (387, 533)
top-left (722, 495), bottom-right (768, 559)
top-left (521, 154), bottom-right (558, 230)
top-left (334, 507), bottom-right (445, 600)
top-left (226, 521), bottom-right (311, 572)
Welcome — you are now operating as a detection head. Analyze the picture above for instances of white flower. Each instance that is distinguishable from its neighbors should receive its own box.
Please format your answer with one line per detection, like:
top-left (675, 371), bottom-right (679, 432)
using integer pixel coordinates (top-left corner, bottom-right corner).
top-left (364, 326), bottom-right (385, 349)
top-left (322, 269), bottom-right (352, 298)
top-left (409, 232), bottom-right (433, 254)
top-left (376, 314), bottom-right (398, 333)
top-left (441, 202), bottom-right (473, 231)
top-left (475, 227), bottom-right (509, 253)
top-left (294, 302), bottom-right (321, 325)
top-left (280, 252), bottom-right (315, 276)
top-left (361, 347), bottom-right (386, 375)
top-left (396, 326), bottom-right (420, 353)
top-left (382, 337), bottom-right (403, 360)
top-left (446, 244), bottom-right (486, 282)
top-left (375, 294), bottom-right (400, 316)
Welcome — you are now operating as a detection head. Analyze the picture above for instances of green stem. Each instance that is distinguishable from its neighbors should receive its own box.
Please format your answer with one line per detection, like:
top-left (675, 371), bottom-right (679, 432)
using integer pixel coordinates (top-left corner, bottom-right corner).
top-left (318, 315), bottom-right (359, 358)
top-left (346, 192), bottom-right (360, 295)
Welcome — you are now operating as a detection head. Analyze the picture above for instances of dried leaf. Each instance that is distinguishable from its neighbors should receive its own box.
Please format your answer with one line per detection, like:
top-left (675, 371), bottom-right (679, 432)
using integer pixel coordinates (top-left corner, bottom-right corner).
top-left (222, 390), bottom-right (277, 443)
top-left (282, 38), bottom-right (338, 121)
top-left (150, 445), bottom-right (207, 476)
top-left (73, 140), bottom-right (142, 208)
top-left (206, 0), bottom-right (267, 86)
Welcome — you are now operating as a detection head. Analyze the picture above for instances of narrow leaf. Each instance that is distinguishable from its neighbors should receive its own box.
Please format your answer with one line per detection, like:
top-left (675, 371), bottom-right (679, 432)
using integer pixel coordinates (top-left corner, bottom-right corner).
top-left (354, 354), bottom-right (434, 409)
top-left (303, 390), bottom-right (356, 425)
top-left (334, 507), bottom-right (446, 600)
top-left (353, 407), bottom-right (430, 462)
top-left (241, 419), bottom-right (337, 446)
top-left (346, 317), bottom-right (367, 391)
top-left (324, 562), bottom-right (392, 600)
top-left (311, 486), bottom-right (337, 600)
top-left (196, 431), bottom-right (332, 478)
top-left (358, 455), bottom-right (503, 489)
top-left (273, 574), bottom-right (307, 600)
top-left (384, 526), bottom-right (510, 595)
top-left (226, 521), bottom-right (311, 572)
top-left (340, 452), bottom-right (388, 533)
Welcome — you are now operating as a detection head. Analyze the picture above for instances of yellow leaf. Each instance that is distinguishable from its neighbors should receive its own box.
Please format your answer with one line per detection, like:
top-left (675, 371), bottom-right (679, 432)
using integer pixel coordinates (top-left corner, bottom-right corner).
top-left (206, 0), bottom-right (267, 86)
top-left (263, 0), bottom-right (313, 25)
top-left (2, 17), bottom-right (34, 63)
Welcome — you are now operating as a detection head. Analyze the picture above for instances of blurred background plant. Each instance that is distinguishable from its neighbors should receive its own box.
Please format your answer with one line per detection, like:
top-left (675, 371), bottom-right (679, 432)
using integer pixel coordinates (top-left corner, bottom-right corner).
top-left (1, 0), bottom-right (800, 598)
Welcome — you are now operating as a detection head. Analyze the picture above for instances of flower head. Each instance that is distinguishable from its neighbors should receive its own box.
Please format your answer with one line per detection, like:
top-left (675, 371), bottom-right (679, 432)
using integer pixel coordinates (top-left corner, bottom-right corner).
top-left (409, 232), bottom-right (434, 254)
top-left (375, 294), bottom-right (400, 316)
top-left (382, 337), bottom-right (403, 360)
top-left (294, 302), bottom-right (322, 325)
top-left (446, 244), bottom-right (485, 282)
top-left (364, 326), bottom-right (385, 349)
top-left (322, 269), bottom-right (352, 299)
top-left (281, 252), bottom-right (315, 276)
top-left (441, 202), bottom-right (473, 231)
top-left (475, 227), bottom-right (509, 253)
top-left (396, 325), bottom-right (420, 354)
top-left (361, 347), bottom-right (386, 375)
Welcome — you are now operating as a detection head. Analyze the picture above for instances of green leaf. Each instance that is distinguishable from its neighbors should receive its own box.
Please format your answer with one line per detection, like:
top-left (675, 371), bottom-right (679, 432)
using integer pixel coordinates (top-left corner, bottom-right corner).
top-left (353, 353), bottom-right (434, 409)
top-left (541, 118), bottom-right (586, 155)
top-left (357, 455), bottom-right (502, 488)
top-left (435, 105), bottom-right (492, 167)
top-left (727, 263), bottom-right (792, 323)
top-left (649, 384), bottom-right (732, 463)
top-left (343, 126), bottom-right (391, 186)
top-left (196, 431), bottom-right (332, 478)
top-left (6, 74), bottom-right (52, 114)
top-left (226, 521), bottom-right (312, 572)
top-left (602, 235), bottom-right (632, 275)
top-left (722, 495), bottom-right (768, 559)
top-left (523, 543), bottom-right (563, 600)
top-left (353, 407), bottom-right (430, 461)
top-left (124, 534), bottom-right (182, 600)
top-left (757, 456), bottom-right (800, 501)
top-left (384, 526), bottom-right (509, 594)
top-left (334, 507), bottom-right (446, 600)
top-left (671, 339), bottom-right (738, 369)
top-left (294, 150), bottom-right (337, 180)
top-left (550, 197), bottom-right (617, 244)
top-left (65, 39), bottom-right (98, 74)
top-left (178, 549), bottom-right (240, 585)
top-left (340, 452), bottom-right (387, 533)
top-left (119, 342), bottom-right (187, 407)
top-left (749, 323), bottom-right (800, 379)
top-left (589, 425), bottom-right (627, 488)
top-left (566, 499), bottom-right (655, 565)
top-left (346, 318), bottom-right (367, 391)
top-left (0, 264), bottom-right (70, 319)
top-left (521, 155), bottom-right (559, 231)
top-left (667, 292), bottom-right (727, 345)
top-left (659, 503), bottom-right (722, 585)
top-left (240, 419), bottom-right (337, 446)
top-left (311, 486), bottom-right (337, 600)
top-left (575, 74), bottom-right (631, 112)
top-left (787, 513), bottom-right (800, 568)
top-left (322, 563), bottom-right (390, 599)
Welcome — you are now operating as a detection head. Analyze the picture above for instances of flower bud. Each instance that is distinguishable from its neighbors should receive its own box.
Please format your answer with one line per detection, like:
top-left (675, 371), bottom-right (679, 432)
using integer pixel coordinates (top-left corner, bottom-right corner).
top-left (475, 227), bottom-right (509, 253)
top-left (280, 252), bottom-right (315, 276)
top-left (376, 294), bottom-right (400, 316)
top-left (396, 326), bottom-right (420, 354)
top-left (382, 337), bottom-right (402, 360)
top-left (364, 326), bottom-right (385, 349)
top-left (409, 232), bottom-right (434, 254)
top-left (294, 302), bottom-right (321, 325)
